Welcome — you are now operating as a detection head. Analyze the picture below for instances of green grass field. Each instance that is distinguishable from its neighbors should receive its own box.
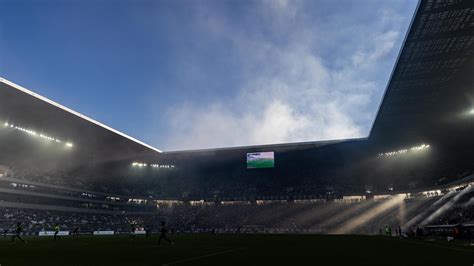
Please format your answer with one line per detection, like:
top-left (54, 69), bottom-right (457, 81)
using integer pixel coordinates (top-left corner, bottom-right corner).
top-left (247, 159), bottom-right (274, 169)
top-left (0, 234), bottom-right (472, 266)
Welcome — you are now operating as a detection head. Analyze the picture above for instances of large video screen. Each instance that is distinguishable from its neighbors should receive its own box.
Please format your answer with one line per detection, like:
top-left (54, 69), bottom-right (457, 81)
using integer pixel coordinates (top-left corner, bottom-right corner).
top-left (247, 152), bottom-right (275, 169)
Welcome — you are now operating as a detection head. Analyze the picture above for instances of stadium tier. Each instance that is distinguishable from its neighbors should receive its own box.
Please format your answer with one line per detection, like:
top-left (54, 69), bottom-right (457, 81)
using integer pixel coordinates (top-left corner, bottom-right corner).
top-left (0, 183), bottom-right (472, 235)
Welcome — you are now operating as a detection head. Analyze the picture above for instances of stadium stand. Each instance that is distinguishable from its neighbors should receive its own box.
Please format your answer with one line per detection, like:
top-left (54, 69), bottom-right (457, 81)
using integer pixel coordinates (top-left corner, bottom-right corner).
top-left (0, 182), bottom-right (472, 239)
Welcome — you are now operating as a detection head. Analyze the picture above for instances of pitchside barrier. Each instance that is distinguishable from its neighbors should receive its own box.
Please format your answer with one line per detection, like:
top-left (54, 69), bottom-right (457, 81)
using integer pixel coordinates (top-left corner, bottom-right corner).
top-left (10, 228), bottom-right (331, 237)
top-left (93, 230), bottom-right (114, 235)
top-left (38, 231), bottom-right (70, 236)
top-left (3, 232), bottom-right (37, 236)
top-left (35, 230), bottom-right (147, 236)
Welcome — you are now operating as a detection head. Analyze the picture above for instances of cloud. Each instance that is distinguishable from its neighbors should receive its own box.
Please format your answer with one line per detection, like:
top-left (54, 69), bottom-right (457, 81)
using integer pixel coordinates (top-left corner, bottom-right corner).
top-left (352, 30), bottom-right (400, 67)
top-left (159, 0), bottom-right (414, 150)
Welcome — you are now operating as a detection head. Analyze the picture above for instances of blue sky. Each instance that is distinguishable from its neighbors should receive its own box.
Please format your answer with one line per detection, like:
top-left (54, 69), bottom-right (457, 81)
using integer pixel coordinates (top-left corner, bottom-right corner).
top-left (0, 0), bottom-right (418, 151)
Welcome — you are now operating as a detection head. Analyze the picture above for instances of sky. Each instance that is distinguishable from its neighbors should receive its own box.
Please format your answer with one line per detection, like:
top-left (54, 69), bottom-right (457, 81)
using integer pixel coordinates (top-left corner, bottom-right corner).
top-left (0, 0), bottom-right (418, 151)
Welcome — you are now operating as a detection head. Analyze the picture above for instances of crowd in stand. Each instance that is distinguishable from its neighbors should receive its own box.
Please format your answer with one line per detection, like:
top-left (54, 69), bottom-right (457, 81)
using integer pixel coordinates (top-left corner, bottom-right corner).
top-left (0, 208), bottom-right (164, 233)
top-left (1, 163), bottom-right (473, 238)
top-left (0, 165), bottom-right (389, 200)
top-left (429, 187), bottom-right (474, 225)
top-left (432, 205), bottom-right (474, 225)
top-left (1, 192), bottom-right (472, 238)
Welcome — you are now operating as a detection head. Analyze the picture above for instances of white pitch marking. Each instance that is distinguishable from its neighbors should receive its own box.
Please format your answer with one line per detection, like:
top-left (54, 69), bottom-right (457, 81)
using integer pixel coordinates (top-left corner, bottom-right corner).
top-left (392, 237), bottom-right (474, 253)
top-left (162, 247), bottom-right (246, 266)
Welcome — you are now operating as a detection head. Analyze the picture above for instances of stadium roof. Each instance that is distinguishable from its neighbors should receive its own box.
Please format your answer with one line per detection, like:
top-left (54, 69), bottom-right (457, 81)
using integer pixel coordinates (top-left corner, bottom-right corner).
top-left (0, 78), bottom-right (161, 153)
top-left (369, 0), bottom-right (474, 147)
top-left (1, 0), bottom-right (472, 155)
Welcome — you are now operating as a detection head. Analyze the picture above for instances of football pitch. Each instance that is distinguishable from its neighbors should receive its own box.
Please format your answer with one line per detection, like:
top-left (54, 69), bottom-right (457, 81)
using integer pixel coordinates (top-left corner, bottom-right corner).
top-left (0, 234), bottom-right (472, 266)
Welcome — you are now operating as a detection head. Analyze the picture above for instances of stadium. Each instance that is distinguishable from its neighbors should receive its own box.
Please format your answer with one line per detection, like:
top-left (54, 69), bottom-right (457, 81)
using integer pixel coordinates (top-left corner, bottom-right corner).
top-left (0, 0), bottom-right (474, 265)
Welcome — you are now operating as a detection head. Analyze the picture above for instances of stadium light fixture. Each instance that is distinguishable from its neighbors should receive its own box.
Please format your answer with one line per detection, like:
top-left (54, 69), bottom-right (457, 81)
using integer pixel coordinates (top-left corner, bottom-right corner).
top-left (3, 120), bottom-right (73, 148)
top-left (132, 162), bottom-right (175, 169)
top-left (378, 143), bottom-right (430, 157)
top-left (132, 162), bottom-right (147, 167)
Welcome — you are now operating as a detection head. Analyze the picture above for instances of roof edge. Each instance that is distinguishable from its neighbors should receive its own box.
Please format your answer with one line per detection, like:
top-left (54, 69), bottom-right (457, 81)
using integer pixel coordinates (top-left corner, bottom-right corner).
top-left (163, 136), bottom-right (368, 154)
top-left (366, 0), bottom-right (422, 139)
top-left (0, 77), bottom-right (162, 153)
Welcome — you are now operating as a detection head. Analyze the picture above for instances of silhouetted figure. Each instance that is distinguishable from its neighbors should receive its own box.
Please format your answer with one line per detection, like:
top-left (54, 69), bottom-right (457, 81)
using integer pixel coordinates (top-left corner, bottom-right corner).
top-left (54, 224), bottom-right (60, 240)
top-left (158, 221), bottom-right (174, 246)
top-left (145, 226), bottom-right (150, 239)
top-left (71, 227), bottom-right (79, 237)
top-left (453, 227), bottom-right (460, 240)
top-left (415, 227), bottom-right (423, 239)
top-left (130, 223), bottom-right (136, 238)
top-left (11, 222), bottom-right (26, 244)
top-left (385, 225), bottom-right (392, 237)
